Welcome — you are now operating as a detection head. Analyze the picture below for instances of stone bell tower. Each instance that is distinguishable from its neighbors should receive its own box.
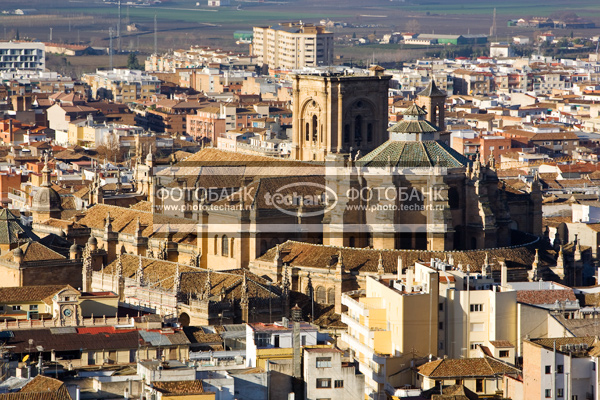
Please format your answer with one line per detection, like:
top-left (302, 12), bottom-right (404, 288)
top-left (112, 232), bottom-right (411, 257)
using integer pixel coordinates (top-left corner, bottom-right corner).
top-left (291, 72), bottom-right (391, 162)
top-left (416, 79), bottom-right (447, 131)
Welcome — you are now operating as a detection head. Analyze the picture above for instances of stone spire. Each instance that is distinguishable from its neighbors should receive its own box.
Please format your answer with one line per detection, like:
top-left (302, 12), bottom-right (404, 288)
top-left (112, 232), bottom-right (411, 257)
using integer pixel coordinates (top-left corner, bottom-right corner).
top-left (173, 263), bottom-right (180, 293)
top-left (147, 246), bottom-right (154, 259)
top-left (282, 264), bottom-right (291, 317)
top-left (105, 212), bottom-right (112, 231)
top-left (482, 252), bottom-right (491, 277)
top-left (241, 271), bottom-right (249, 305)
top-left (116, 253), bottom-right (123, 277)
top-left (135, 217), bottom-right (142, 238)
top-left (557, 245), bottom-right (565, 269)
top-left (82, 243), bottom-right (92, 292)
top-left (282, 264), bottom-right (290, 293)
top-left (377, 253), bottom-right (385, 276)
top-left (306, 272), bottom-right (313, 299)
top-left (137, 255), bottom-right (145, 286)
top-left (202, 269), bottom-right (212, 300)
top-left (41, 152), bottom-right (52, 188)
top-left (529, 248), bottom-right (540, 282)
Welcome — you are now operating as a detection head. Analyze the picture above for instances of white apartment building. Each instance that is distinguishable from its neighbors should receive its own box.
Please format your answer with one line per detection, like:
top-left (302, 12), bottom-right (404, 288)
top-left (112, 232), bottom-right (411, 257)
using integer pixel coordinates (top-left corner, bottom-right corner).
top-left (0, 42), bottom-right (45, 71)
top-left (303, 347), bottom-right (365, 400)
top-left (523, 337), bottom-right (599, 400)
top-left (252, 23), bottom-right (333, 70)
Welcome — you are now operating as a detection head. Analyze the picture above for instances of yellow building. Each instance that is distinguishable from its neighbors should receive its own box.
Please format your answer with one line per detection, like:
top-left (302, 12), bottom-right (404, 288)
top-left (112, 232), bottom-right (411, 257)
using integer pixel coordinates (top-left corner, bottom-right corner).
top-left (341, 265), bottom-right (439, 399)
top-left (0, 284), bottom-right (118, 322)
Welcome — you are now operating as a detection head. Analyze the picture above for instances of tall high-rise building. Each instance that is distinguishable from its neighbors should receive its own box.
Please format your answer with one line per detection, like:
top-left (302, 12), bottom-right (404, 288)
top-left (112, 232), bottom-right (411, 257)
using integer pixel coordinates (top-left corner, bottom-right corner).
top-left (252, 22), bottom-right (334, 70)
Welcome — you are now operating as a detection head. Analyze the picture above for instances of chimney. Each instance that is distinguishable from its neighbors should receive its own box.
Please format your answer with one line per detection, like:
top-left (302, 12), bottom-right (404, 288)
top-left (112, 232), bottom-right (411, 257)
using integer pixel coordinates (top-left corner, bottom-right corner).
top-left (406, 268), bottom-right (413, 293)
top-left (500, 259), bottom-right (507, 288)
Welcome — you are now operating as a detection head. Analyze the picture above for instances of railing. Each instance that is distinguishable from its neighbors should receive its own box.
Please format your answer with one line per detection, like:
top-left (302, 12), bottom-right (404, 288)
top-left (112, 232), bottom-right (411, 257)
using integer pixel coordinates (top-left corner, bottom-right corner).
top-left (189, 349), bottom-right (245, 361)
top-left (0, 316), bottom-right (131, 330)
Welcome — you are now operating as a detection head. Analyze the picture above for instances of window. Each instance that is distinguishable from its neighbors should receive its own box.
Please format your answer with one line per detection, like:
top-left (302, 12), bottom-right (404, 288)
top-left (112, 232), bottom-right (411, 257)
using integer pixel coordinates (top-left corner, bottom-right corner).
top-left (557, 388), bottom-right (564, 398)
top-left (439, 303), bottom-right (444, 311)
top-left (334, 380), bottom-right (343, 388)
top-left (316, 357), bottom-right (332, 368)
top-left (316, 378), bottom-right (331, 389)
top-left (12, 306), bottom-right (21, 311)
top-left (557, 364), bottom-right (563, 374)
top-left (545, 365), bottom-right (551, 374)
top-left (499, 350), bottom-right (510, 358)
top-left (29, 305), bottom-right (38, 311)
top-left (470, 323), bottom-right (484, 332)
top-left (476, 379), bottom-right (484, 392)
top-left (438, 322), bottom-right (444, 330)
top-left (545, 389), bottom-right (551, 398)
top-left (470, 304), bottom-right (483, 312)
top-left (221, 235), bottom-right (229, 257)
top-left (254, 333), bottom-right (270, 347)
top-left (470, 342), bottom-right (483, 350)
top-left (273, 335), bottom-right (280, 348)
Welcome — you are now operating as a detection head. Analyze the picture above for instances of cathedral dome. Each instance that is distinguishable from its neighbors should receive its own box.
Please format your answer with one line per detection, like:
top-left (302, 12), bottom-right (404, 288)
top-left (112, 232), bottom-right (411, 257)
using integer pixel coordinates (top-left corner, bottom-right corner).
top-left (31, 187), bottom-right (62, 213)
top-left (32, 155), bottom-right (62, 215)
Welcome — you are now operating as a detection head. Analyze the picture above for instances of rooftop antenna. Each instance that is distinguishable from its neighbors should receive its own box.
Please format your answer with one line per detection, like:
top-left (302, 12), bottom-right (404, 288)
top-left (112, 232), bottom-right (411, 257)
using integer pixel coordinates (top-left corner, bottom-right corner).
top-left (109, 27), bottom-right (113, 70)
top-left (154, 14), bottom-right (158, 55)
top-left (117, 0), bottom-right (122, 53)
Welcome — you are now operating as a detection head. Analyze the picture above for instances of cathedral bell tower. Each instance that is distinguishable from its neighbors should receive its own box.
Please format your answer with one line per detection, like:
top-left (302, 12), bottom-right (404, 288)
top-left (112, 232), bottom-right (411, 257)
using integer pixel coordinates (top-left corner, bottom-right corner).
top-left (416, 79), bottom-right (447, 131)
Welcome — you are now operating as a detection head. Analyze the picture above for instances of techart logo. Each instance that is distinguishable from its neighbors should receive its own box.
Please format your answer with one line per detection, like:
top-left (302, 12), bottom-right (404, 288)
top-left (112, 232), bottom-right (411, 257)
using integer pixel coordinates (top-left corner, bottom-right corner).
top-left (263, 182), bottom-right (338, 217)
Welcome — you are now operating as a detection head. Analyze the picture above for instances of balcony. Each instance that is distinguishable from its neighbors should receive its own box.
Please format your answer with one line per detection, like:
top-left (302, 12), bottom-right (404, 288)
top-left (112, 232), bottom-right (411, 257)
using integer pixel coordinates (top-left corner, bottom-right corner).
top-left (341, 313), bottom-right (371, 338)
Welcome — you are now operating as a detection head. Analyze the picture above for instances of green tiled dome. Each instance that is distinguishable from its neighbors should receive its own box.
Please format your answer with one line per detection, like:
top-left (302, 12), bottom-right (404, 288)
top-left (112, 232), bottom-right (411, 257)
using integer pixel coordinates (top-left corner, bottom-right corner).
top-left (357, 140), bottom-right (470, 168)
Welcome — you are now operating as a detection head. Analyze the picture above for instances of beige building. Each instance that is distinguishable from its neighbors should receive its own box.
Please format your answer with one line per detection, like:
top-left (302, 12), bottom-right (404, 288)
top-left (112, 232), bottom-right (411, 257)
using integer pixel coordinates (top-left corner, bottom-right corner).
top-left (252, 23), bottom-right (333, 70)
top-left (340, 266), bottom-right (439, 399)
top-left (82, 69), bottom-right (160, 102)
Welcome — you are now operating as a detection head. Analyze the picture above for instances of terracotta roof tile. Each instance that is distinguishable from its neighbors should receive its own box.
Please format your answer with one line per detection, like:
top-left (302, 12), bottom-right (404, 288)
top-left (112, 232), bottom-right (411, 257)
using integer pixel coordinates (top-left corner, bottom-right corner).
top-left (418, 356), bottom-right (520, 378)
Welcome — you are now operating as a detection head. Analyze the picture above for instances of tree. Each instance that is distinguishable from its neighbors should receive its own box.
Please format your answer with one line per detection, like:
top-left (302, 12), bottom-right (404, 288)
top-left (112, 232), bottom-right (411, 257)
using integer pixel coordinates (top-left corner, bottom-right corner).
top-left (352, 32), bottom-right (357, 39)
top-left (405, 19), bottom-right (421, 34)
top-left (127, 53), bottom-right (142, 70)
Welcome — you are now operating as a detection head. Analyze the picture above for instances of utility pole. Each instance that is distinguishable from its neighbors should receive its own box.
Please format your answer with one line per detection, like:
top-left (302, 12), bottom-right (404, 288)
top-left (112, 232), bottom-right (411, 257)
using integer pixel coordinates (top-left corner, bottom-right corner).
top-left (49, 27), bottom-right (53, 42)
top-left (154, 14), bottom-right (157, 55)
top-left (109, 27), bottom-right (113, 70)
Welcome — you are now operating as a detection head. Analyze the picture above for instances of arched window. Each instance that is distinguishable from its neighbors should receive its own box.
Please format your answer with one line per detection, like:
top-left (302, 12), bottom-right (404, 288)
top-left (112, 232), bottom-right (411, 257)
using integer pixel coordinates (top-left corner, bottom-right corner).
top-left (344, 124), bottom-right (350, 143)
top-left (367, 123), bottom-right (373, 142)
top-left (214, 235), bottom-right (219, 255)
top-left (222, 235), bottom-right (229, 257)
top-left (349, 236), bottom-right (355, 248)
top-left (230, 237), bottom-right (235, 258)
top-left (305, 122), bottom-right (310, 141)
top-left (354, 115), bottom-right (362, 145)
top-left (316, 286), bottom-right (326, 304)
top-left (327, 288), bottom-right (335, 305)
top-left (312, 115), bottom-right (318, 142)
